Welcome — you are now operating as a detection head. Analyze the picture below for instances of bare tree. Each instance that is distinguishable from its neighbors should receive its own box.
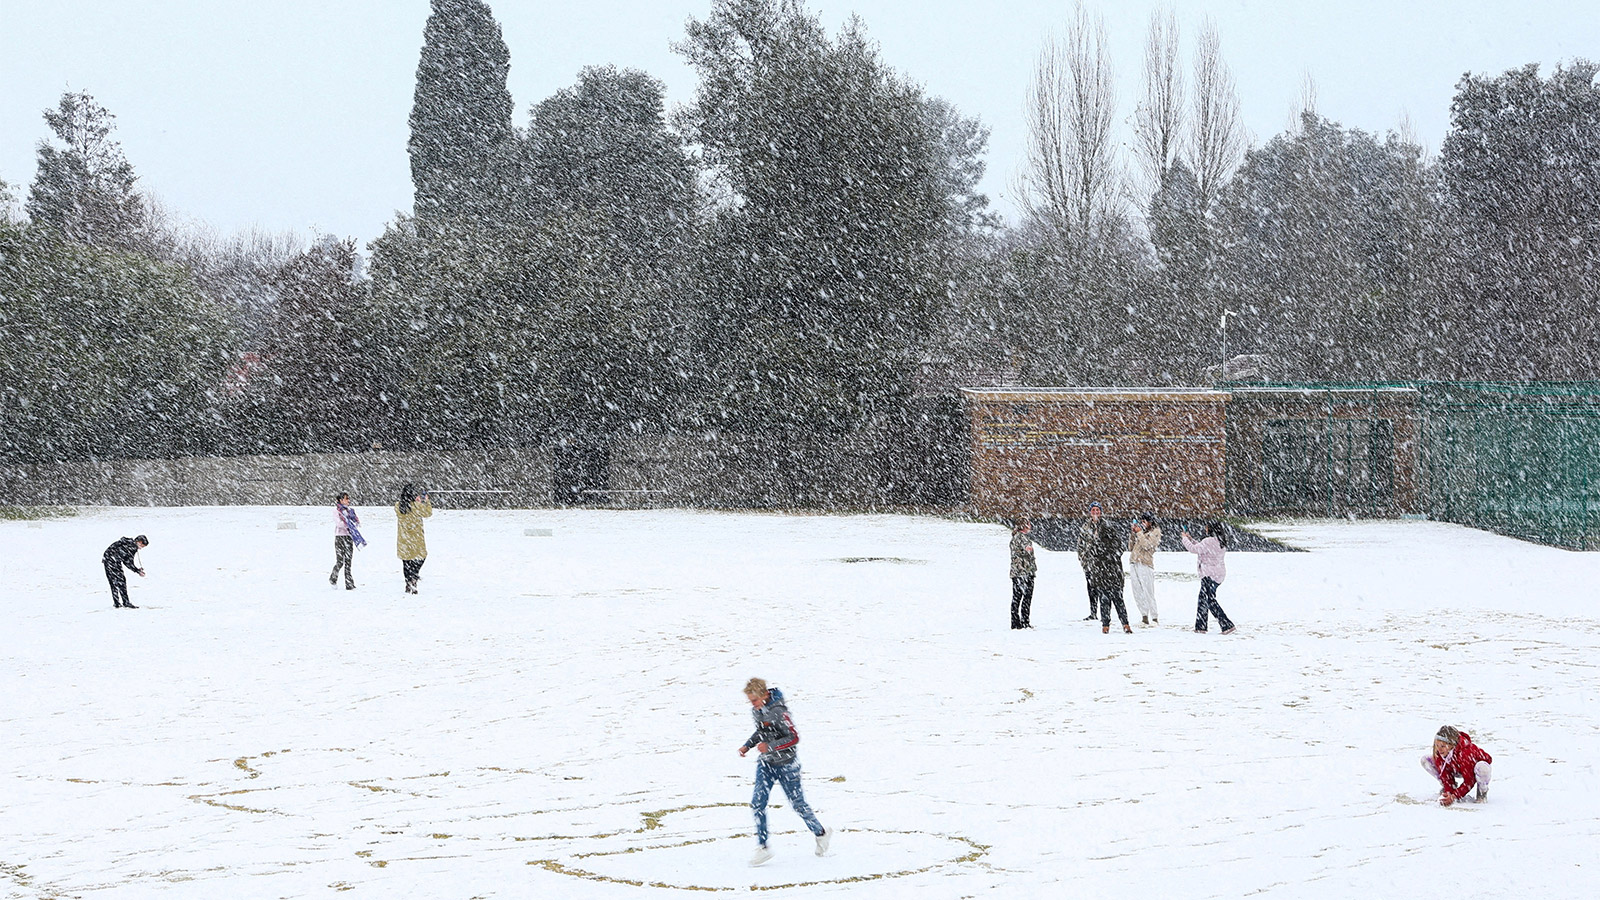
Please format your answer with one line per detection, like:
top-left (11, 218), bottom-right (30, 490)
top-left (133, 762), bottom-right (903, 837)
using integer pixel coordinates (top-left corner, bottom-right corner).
top-left (1288, 71), bottom-right (1319, 132)
top-left (1131, 7), bottom-right (1183, 196)
top-left (1189, 19), bottom-right (1244, 213)
top-left (1021, 1), bottom-right (1120, 244)
top-left (0, 177), bottom-right (22, 225)
top-left (1395, 109), bottom-right (1425, 156)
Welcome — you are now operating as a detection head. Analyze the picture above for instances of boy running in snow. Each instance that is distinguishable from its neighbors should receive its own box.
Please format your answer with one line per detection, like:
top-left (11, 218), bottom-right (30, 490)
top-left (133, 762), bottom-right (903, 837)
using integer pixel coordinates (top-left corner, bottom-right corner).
top-left (1423, 725), bottom-right (1493, 806)
top-left (738, 677), bottom-right (830, 866)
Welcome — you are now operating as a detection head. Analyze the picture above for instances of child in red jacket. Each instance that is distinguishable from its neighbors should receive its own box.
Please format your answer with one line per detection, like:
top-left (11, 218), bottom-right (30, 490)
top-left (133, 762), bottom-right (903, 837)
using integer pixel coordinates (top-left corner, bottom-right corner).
top-left (1422, 725), bottom-right (1493, 806)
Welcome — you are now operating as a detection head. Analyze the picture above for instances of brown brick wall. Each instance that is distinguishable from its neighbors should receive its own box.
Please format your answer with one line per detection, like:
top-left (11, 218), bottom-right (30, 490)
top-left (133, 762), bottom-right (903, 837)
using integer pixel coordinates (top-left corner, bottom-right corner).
top-left (963, 390), bottom-right (1229, 519)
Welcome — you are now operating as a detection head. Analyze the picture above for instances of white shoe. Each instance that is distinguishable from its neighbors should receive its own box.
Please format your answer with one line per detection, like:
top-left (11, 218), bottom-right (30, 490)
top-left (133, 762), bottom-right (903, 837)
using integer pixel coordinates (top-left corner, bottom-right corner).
top-left (1475, 785), bottom-right (1488, 802)
top-left (749, 845), bottom-right (773, 866)
top-left (815, 827), bottom-right (831, 856)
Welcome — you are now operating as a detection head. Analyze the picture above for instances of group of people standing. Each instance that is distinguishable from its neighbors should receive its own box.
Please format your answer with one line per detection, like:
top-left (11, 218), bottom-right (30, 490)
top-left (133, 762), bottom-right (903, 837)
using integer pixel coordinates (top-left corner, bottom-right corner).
top-left (1009, 502), bottom-right (1236, 635)
top-left (96, 486), bottom-right (437, 609)
top-left (329, 484), bottom-right (434, 594)
top-left (94, 499), bottom-right (1496, 864)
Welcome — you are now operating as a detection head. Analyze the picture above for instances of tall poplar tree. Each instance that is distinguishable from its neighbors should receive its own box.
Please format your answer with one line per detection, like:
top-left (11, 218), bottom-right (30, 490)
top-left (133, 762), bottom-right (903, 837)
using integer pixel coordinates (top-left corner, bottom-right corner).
top-left (407, 0), bottom-right (515, 223)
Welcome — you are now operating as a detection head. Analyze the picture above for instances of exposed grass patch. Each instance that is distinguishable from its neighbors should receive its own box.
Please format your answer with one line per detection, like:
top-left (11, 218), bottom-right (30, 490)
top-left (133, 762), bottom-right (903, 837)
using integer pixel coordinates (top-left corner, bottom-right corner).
top-left (0, 505), bottom-right (78, 521)
top-left (1225, 518), bottom-right (1307, 552)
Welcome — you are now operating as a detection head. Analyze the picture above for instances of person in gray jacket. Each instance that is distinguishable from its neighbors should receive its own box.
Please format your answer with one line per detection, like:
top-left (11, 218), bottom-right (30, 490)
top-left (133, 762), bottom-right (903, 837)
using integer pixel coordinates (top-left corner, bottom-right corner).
top-left (1010, 518), bottom-right (1036, 629)
top-left (1079, 502), bottom-right (1131, 633)
top-left (738, 678), bottom-right (830, 866)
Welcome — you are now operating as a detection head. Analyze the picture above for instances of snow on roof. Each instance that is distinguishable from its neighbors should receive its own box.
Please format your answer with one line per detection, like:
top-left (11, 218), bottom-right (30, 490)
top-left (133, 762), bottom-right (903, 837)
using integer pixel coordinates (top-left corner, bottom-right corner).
top-left (960, 387), bottom-right (1230, 402)
top-left (1226, 386), bottom-right (1422, 398)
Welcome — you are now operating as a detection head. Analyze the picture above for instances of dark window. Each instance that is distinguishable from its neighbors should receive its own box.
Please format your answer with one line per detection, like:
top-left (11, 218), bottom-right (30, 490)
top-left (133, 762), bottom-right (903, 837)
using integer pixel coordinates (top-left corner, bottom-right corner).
top-left (1260, 418), bottom-right (1394, 515)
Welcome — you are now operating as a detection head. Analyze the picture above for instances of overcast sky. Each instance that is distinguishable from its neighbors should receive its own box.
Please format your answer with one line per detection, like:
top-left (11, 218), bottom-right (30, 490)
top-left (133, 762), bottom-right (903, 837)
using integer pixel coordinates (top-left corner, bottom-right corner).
top-left (2, 0), bottom-right (1594, 245)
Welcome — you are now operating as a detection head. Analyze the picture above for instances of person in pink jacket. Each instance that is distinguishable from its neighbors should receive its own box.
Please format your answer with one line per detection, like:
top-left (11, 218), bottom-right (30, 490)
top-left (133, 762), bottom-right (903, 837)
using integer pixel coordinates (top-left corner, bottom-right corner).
top-left (1180, 521), bottom-right (1235, 634)
top-left (330, 492), bottom-right (365, 590)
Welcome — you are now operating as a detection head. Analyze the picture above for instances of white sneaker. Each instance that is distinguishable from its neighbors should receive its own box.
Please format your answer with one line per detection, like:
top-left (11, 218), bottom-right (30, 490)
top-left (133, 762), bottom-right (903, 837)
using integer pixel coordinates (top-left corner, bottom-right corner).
top-left (749, 845), bottom-right (773, 866)
top-left (815, 827), bottom-right (831, 856)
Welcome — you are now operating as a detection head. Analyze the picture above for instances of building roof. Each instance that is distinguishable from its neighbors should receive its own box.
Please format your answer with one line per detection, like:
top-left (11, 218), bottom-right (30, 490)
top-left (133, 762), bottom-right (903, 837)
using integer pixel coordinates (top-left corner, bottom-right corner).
top-left (960, 388), bottom-right (1230, 403)
top-left (1226, 386), bottom-right (1421, 400)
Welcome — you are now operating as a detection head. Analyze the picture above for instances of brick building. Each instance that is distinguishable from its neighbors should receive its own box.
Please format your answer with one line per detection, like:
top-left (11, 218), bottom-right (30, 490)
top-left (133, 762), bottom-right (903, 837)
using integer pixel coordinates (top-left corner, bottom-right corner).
top-left (964, 386), bottom-right (1428, 520)
top-left (962, 389), bottom-right (1230, 519)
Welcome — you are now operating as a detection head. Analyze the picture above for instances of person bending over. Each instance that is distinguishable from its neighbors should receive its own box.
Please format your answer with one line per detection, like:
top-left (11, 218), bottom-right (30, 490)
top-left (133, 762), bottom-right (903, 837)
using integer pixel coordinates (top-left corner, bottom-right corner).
top-left (102, 535), bottom-right (148, 609)
top-left (1424, 725), bottom-right (1493, 806)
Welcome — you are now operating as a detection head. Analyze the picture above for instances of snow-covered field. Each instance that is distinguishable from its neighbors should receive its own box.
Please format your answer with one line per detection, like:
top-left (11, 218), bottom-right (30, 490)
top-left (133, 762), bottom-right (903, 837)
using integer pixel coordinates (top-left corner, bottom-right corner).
top-left (3, 506), bottom-right (1598, 898)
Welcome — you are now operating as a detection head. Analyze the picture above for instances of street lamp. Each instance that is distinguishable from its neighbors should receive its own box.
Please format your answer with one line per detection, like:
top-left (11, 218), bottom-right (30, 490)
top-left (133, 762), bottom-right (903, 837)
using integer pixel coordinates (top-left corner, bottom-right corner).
top-left (1219, 309), bottom-right (1235, 385)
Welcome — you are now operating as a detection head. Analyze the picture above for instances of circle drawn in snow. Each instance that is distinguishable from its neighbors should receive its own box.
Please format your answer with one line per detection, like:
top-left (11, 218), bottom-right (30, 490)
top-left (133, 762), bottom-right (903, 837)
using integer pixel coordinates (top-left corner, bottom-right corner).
top-left (532, 824), bottom-right (987, 891)
top-left (185, 753), bottom-right (990, 888)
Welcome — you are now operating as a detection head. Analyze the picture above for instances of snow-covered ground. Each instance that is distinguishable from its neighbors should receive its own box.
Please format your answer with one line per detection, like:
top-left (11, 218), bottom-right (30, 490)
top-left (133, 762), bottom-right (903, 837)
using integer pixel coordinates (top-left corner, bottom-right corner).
top-left (3, 507), bottom-right (1597, 898)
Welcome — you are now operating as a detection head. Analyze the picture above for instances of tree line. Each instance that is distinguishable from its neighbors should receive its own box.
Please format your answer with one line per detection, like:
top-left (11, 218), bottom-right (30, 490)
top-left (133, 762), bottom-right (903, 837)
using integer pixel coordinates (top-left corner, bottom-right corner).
top-left (2, 0), bottom-right (1597, 466)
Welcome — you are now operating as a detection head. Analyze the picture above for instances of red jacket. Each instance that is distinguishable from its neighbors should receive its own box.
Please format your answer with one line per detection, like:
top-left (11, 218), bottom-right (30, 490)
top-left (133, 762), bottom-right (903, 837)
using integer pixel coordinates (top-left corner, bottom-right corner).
top-left (1432, 733), bottom-right (1493, 799)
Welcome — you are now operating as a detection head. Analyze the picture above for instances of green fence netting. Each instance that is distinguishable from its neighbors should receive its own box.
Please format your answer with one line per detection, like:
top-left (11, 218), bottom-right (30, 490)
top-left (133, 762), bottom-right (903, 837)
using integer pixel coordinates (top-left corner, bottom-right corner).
top-left (1222, 380), bottom-right (1600, 548)
top-left (1420, 382), bottom-right (1600, 550)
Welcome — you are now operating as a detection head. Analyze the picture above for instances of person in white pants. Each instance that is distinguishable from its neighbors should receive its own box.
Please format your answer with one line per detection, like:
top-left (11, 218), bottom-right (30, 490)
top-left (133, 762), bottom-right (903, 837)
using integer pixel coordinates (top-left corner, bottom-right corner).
top-left (1128, 513), bottom-right (1162, 625)
top-left (1422, 725), bottom-right (1493, 805)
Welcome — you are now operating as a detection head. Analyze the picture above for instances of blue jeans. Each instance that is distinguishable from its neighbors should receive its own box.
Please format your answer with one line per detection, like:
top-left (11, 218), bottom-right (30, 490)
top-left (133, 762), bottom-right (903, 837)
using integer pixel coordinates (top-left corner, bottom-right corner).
top-left (752, 759), bottom-right (823, 846)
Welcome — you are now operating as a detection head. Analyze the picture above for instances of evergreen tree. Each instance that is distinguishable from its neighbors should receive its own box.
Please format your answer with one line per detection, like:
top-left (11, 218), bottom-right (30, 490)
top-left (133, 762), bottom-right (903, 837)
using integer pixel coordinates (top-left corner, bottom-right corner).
top-left (26, 91), bottom-right (147, 251)
top-left (511, 65), bottom-right (700, 434)
top-left (363, 212), bottom-right (649, 449)
top-left (513, 66), bottom-right (699, 274)
top-left (1148, 161), bottom-right (1208, 285)
top-left (258, 236), bottom-right (374, 452)
top-left (1437, 60), bottom-right (1600, 379)
top-left (676, 0), bottom-right (989, 431)
top-left (1138, 160), bottom-right (1213, 381)
top-left (0, 223), bottom-right (236, 461)
top-left (407, 0), bottom-right (515, 223)
top-left (1210, 114), bottom-right (1429, 382)
top-left (375, 62), bottom-right (703, 450)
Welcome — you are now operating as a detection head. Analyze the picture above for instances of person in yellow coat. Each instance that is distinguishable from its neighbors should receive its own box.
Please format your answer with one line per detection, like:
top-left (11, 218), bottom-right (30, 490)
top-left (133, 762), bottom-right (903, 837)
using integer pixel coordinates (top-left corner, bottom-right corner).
top-left (395, 484), bottom-right (433, 594)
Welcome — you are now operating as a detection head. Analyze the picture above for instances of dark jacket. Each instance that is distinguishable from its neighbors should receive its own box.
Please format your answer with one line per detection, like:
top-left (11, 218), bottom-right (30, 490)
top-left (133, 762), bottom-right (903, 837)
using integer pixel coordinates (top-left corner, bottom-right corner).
top-left (1010, 531), bottom-right (1037, 579)
top-left (743, 687), bottom-right (801, 767)
top-left (1077, 519), bottom-right (1123, 587)
top-left (102, 537), bottom-right (143, 572)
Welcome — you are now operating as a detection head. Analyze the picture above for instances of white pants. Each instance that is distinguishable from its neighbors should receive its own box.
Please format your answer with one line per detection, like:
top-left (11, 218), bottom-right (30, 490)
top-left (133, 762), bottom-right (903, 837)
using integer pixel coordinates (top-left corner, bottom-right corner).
top-left (1129, 563), bottom-right (1156, 620)
top-left (1421, 757), bottom-right (1492, 797)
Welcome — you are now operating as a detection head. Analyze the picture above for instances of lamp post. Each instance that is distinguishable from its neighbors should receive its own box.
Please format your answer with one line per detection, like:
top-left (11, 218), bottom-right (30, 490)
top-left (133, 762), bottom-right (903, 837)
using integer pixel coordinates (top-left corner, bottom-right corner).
top-left (1219, 309), bottom-right (1234, 385)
